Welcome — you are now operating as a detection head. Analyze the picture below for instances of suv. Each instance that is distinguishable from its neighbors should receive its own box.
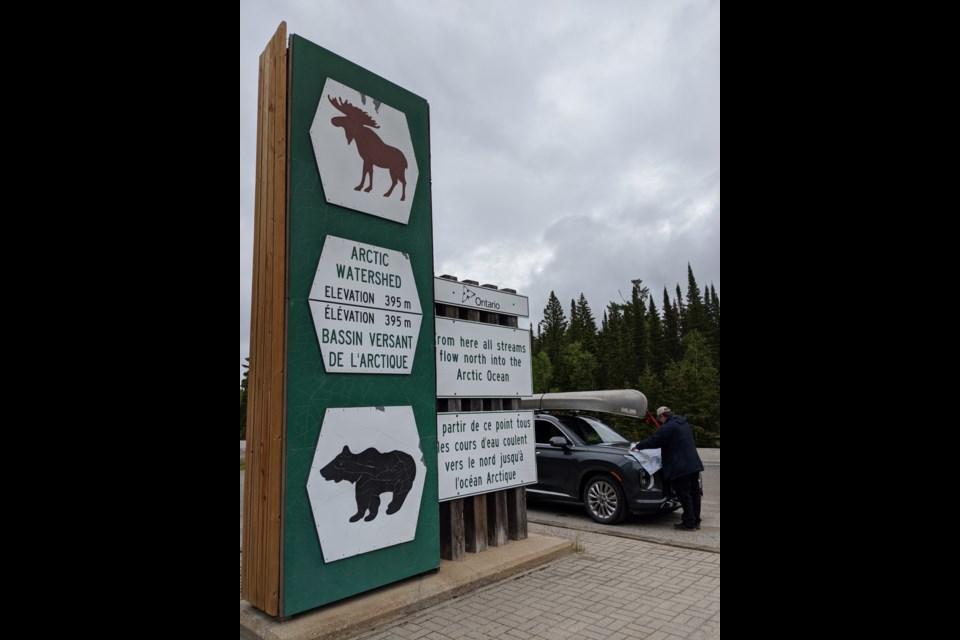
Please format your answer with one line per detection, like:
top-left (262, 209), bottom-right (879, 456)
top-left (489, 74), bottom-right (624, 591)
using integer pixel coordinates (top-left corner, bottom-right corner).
top-left (521, 390), bottom-right (680, 524)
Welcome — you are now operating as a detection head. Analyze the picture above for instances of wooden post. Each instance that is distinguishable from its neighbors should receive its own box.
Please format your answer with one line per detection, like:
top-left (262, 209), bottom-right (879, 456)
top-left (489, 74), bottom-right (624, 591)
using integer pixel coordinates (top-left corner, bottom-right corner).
top-left (466, 364), bottom-right (485, 549)
top-left (508, 303), bottom-right (526, 540)
top-left (439, 494), bottom-right (465, 561)
top-left (438, 299), bottom-right (466, 561)
top-left (242, 21), bottom-right (287, 617)
top-left (487, 491), bottom-right (509, 547)
top-left (503, 313), bottom-right (527, 540)
top-left (507, 487), bottom-right (528, 540)
top-left (464, 494), bottom-right (488, 553)
top-left (486, 397), bottom-right (509, 547)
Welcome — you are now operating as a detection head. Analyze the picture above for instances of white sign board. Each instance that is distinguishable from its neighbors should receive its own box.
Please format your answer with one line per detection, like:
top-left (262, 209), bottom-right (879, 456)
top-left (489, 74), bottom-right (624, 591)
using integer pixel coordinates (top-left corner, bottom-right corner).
top-left (306, 406), bottom-right (427, 562)
top-left (434, 279), bottom-right (530, 317)
top-left (310, 78), bottom-right (419, 225)
top-left (435, 318), bottom-right (532, 397)
top-left (309, 235), bottom-right (422, 374)
top-left (437, 410), bottom-right (536, 501)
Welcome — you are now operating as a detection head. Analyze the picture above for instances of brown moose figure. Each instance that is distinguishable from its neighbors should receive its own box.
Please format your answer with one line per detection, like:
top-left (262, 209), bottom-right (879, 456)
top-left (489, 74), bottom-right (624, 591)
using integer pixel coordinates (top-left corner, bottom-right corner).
top-left (328, 95), bottom-right (408, 201)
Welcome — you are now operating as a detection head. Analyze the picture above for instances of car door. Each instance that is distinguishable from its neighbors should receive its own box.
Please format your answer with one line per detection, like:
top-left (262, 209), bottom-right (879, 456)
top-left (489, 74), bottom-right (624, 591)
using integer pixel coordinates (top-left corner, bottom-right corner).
top-left (533, 419), bottom-right (575, 497)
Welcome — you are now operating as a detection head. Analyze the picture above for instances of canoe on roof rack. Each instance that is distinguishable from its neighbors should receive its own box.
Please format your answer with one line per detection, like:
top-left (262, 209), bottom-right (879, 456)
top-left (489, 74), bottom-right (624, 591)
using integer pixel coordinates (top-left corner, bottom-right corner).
top-left (519, 390), bottom-right (647, 419)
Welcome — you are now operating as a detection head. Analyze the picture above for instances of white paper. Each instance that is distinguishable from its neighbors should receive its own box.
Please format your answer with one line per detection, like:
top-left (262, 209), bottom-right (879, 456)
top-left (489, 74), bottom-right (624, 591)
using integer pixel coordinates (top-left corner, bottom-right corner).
top-left (629, 446), bottom-right (662, 475)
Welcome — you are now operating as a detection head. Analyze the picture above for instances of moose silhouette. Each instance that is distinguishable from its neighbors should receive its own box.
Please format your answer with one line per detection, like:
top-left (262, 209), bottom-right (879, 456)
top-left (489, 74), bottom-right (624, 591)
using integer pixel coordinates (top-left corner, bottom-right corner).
top-left (328, 95), bottom-right (408, 201)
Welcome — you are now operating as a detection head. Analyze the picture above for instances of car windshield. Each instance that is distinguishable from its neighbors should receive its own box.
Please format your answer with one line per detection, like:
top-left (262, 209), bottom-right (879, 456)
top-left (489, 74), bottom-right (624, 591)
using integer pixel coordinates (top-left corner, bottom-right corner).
top-left (557, 415), bottom-right (628, 445)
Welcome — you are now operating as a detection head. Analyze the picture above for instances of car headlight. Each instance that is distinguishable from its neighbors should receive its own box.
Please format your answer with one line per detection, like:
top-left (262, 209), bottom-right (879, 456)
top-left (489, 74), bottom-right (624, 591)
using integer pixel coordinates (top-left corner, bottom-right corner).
top-left (623, 455), bottom-right (654, 489)
top-left (638, 468), bottom-right (653, 490)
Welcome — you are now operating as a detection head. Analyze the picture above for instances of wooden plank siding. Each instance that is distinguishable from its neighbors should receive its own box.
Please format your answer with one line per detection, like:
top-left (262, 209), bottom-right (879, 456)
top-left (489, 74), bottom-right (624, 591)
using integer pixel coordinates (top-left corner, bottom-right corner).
top-left (436, 278), bottom-right (528, 559)
top-left (242, 21), bottom-right (287, 617)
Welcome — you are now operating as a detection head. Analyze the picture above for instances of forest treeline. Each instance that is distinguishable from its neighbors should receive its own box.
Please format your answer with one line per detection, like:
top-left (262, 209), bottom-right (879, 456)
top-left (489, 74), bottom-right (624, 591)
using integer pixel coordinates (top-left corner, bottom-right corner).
top-left (241, 265), bottom-right (720, 446)
top-left (531, 265), bottom-right (720, 446)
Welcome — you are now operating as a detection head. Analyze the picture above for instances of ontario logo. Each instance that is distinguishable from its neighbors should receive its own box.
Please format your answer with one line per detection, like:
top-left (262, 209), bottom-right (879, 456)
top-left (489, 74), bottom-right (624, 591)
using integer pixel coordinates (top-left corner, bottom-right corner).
top-left (462, 285), bottom-right (501, 310)
top-left (310, 79), bottom-right (419, 225)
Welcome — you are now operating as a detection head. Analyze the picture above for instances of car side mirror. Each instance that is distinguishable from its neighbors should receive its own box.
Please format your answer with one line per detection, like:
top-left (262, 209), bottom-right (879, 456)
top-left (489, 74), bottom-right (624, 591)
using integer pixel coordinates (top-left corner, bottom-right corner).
top-left (549, 436), bottom-right (570, 449)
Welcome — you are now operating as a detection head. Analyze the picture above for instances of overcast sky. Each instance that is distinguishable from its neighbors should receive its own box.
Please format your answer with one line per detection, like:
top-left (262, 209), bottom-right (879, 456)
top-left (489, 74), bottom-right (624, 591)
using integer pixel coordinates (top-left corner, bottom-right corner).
top-left (240, 0), bottom-right (719, 378)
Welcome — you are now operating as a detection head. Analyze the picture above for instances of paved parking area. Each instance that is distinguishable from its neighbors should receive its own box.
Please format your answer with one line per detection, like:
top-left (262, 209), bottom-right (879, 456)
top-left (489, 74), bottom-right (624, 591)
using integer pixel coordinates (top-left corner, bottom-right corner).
top-left (242, 447), bottom-right (720, 639)
top-left (355, 523), bottom-right (720, 640)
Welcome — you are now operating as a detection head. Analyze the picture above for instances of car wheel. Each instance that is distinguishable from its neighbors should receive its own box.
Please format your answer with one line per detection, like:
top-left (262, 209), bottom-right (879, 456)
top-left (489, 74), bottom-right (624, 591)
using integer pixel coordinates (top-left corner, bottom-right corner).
top-left (583, 476), bottom-right (626, 524)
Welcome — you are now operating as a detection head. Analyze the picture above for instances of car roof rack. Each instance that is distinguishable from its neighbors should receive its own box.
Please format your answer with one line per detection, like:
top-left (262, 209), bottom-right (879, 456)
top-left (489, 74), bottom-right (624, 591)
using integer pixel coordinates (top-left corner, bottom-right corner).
top-left (519, 390), bottom-right (647, 419)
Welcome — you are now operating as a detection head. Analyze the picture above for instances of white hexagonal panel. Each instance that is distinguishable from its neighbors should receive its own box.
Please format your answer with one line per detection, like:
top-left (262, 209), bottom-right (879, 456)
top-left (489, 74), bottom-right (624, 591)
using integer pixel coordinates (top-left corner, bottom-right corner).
top-left (307, 406), bottom-right (426, 563)
top-left (310, 78), bottom-right (419, 225)
top-left (309, 235), bottom-right (422, 374)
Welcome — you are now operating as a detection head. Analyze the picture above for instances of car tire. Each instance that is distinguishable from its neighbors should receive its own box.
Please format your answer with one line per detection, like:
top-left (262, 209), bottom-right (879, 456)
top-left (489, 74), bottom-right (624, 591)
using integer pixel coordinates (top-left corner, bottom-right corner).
top-left (583, 476), bottom-right (627, 524)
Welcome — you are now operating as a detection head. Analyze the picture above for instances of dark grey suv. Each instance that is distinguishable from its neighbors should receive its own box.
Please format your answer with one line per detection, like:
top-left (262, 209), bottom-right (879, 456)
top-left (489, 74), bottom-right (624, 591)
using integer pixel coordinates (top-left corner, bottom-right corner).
top-left (522, 391), bottom-right (680, 524)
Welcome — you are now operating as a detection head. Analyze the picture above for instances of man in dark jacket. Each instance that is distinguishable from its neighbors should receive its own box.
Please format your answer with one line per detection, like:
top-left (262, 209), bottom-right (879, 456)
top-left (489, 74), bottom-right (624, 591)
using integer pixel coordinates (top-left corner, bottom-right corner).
top-left (631, 406), bottom-right (704, 530)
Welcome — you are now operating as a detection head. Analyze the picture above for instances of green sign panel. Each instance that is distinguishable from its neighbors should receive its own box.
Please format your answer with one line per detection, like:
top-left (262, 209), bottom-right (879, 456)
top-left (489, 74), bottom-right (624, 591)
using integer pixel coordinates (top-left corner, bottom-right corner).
top-left (285, 34), bottom-right (437, 616)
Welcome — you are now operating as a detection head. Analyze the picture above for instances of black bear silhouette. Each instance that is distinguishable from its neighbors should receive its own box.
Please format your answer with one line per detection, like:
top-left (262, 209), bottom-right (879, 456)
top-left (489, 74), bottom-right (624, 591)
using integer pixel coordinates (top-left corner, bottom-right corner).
top-left (320, 446), bottom-right (417, 522)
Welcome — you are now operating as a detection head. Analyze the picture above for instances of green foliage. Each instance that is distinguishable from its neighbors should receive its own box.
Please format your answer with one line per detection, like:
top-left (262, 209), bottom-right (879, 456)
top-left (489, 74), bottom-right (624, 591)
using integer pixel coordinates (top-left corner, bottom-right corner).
top-left (638, 365), bottom-right (665, 408)
top-left (240, 357), bottom-right (249, 441)
top-left (662, 331), bottom-right (720, 445)
top-left (531, 266), bottom-right (720, 447)
top-left (562, 341), bottom-right (598, 391)
top-left (532, 351), bottom-right (553, 393)
top-left (691, 424), bottom-right (721, 448)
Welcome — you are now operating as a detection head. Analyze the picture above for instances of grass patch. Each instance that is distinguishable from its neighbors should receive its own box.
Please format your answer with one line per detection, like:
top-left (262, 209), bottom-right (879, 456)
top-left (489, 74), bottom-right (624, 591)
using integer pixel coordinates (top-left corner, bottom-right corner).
top-left (240, 459), bottom-right (246, 471)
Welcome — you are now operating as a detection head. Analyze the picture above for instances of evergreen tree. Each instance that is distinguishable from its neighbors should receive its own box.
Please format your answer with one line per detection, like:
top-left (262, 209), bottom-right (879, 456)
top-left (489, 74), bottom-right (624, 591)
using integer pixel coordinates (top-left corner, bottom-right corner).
top-left (675, 284), bottom-right (686, 335)
top-left (569, 298), bottom-right (581, 351)
top-left (597, 310), bottom-right (615, 388)
top-left (662, 288), bottom-right (682, 362)
top-left (647, 295), bottom-right (666, 375)
top-left (684, 264), bottom-right (708, 336)
top-left (601, 303), bottom-right (632, 387)
top-left (710, 284), bottom-right (721, 324)
top-left (709, 284), bottom-right (721, 370)
top-left (538, 291), bottom-right (568, 387)
top-left (627, 279), bottom-right (650, 378)
top-left (569, 293), bottom-right (598, 356)
top-left (703, 287), bottom-right (712, 337)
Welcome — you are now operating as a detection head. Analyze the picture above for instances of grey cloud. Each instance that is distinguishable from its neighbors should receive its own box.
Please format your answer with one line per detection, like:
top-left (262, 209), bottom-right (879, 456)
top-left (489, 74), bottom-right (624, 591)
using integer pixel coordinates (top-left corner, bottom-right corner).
top-left (241, 0), bottom-right (719, 376)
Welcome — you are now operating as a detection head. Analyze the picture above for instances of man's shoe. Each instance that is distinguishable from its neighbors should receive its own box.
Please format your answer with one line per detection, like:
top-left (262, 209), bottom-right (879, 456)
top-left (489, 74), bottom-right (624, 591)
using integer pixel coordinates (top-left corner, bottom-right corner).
top-left (674, 523), bottom-right (697, 531)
